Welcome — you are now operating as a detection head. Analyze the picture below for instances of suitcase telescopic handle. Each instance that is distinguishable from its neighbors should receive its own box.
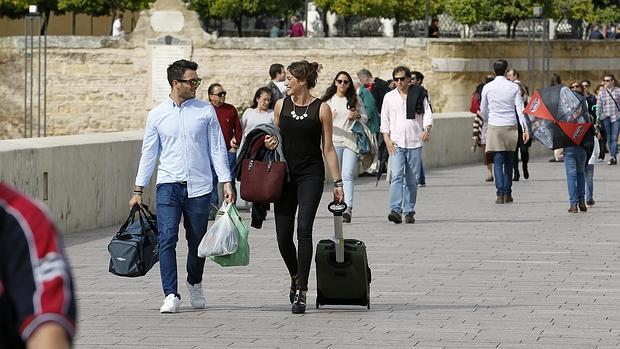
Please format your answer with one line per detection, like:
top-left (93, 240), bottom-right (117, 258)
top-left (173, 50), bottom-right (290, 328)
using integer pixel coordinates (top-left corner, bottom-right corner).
top-left (328, 201), bottom-right (347, 216)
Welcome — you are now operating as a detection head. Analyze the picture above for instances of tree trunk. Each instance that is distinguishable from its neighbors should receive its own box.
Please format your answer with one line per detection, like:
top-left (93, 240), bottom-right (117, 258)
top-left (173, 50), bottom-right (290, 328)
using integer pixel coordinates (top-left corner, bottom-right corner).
top-left (343, 16), bottom-right (350, 36)
top-left (505, 20), bottom-right (512, 38)
top-left (321, 9), bottom-right (329, 37)
top-left (235, 16), bottom-right (242, 37)
top-left (40, 9), bottom-right (51, 35)
top-left (511, 20), bottom-right (519, 38)
top-left (72, 12), bottom-right (76, 35)
top-left (394, 19), bottom-right (401, 37)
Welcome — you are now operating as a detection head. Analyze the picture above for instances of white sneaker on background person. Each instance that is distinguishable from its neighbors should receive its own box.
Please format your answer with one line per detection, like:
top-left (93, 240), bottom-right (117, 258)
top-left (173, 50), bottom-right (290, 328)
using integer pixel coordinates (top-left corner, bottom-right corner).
top-left (159, 294), bottom-right (181, 313)
top-left (186, 280), bottom-right (205, 309)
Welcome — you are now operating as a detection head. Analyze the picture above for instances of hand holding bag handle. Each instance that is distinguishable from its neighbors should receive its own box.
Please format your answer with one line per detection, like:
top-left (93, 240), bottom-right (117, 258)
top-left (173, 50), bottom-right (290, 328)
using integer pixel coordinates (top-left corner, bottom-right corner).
top-left (116, 204), bottom-right (157, 240)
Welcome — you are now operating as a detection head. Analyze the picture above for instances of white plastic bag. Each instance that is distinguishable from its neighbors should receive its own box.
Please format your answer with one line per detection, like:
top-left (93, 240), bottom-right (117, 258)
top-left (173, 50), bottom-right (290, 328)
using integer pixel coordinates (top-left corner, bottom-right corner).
top-left (197, 202), bottom-right (239, 258)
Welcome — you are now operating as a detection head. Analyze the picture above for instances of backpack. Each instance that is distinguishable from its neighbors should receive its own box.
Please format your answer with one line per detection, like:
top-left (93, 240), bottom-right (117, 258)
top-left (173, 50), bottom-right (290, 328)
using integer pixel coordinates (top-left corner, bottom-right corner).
top-left (108, 205), bottom-right (159, 277)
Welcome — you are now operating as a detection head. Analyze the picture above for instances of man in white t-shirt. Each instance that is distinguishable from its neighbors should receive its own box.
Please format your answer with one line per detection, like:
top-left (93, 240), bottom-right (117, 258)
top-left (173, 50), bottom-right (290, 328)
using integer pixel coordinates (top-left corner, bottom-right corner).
top-left (112, 14), bottom-right (124, 38)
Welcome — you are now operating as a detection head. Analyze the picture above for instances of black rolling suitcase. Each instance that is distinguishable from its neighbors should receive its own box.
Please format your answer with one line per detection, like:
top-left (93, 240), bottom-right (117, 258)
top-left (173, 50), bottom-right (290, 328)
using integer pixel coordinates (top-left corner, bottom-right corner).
top-left (315, 202), bottom-right (371, 309)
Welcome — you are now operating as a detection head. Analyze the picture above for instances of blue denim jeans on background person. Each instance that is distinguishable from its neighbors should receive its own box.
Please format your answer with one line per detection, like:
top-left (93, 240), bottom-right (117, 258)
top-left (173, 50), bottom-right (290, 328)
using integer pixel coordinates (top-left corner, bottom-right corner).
top-left (156, 183), bottom-right (211, 298)
top-left (335, 146), bottom-right (358, 209)
top-left (210, 151), bottom-right (237, 208)
top-left (585, 164), bottom-right (594, 202)
top-left (493, 151), bottom-right (514, 196)
top-left (389, 147), bottom-right (421, 214)
top-left (418, 159), bottom-right (426, 185)
top-left (563, 146), bottom-right (587, 206)
top-left (602, 118), bottom-right (619, 160)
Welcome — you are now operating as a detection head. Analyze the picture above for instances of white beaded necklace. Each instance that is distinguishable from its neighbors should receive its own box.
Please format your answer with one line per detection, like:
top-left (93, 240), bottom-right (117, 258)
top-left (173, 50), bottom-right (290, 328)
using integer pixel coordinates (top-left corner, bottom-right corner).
top-left (290, 97), bottom-right (312, 120)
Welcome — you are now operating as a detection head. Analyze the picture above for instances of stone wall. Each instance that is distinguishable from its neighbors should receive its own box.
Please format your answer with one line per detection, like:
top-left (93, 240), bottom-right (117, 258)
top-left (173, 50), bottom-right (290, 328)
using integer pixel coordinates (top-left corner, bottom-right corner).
top-left (1, 36), bottom-right (619, 139)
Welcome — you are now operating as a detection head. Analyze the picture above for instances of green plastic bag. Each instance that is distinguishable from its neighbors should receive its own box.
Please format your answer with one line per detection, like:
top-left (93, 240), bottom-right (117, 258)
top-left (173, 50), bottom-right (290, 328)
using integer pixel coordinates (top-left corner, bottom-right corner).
top-left (210, 203), bottom-right (250, 267)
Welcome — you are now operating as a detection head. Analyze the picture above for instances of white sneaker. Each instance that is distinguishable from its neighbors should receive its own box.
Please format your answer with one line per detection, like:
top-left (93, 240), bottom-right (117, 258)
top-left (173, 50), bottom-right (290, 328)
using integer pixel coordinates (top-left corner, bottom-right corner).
top-left (159, 294), bottom-right (181, 313)
top-left (186, 280), bottom-right (205, 309)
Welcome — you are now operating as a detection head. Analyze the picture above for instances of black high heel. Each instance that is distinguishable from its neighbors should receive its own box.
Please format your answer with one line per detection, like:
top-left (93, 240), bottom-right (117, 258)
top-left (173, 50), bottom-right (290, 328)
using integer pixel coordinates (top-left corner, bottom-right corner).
top-left (289, 275), bottom-right (298, 304)
top-left (292, 289), bottom-right (307, 314)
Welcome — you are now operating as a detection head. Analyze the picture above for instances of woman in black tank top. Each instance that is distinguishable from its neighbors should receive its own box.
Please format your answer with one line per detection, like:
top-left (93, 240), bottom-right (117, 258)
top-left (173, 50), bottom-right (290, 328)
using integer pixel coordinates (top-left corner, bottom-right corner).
top-left (264, 60), bottom-right (344, 314)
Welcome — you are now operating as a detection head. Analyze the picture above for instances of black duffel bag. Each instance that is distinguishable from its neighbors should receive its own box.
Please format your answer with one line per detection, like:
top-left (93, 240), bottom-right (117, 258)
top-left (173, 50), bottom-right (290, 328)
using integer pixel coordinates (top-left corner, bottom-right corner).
top-left (108, 204), bottom-right (159, 277)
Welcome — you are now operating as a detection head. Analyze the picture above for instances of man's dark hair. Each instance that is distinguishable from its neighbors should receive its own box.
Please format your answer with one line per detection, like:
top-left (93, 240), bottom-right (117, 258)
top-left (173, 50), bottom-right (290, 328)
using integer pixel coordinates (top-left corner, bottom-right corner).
top-left (167, 59), bottom-right (198, 87)
top-left (493, 60), bottom-right (508, 76)
top-left (550, 73), bottom-right (562, 86)
top-left (392, 66), bottom-right (411, 79)
top-left (581, 79), bottom-right (591, 86)
top-left (208, 83), bottom-right (223, 96)
top-left (269, 63), bottom-right (284, 80)
top-left (412, 71), bottom-right (424, 84)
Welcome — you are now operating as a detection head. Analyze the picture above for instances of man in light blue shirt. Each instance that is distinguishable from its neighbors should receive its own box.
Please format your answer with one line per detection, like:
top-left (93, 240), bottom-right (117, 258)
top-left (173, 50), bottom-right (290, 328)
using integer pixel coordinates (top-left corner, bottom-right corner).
top-left (129, 59), bottom-right (235, 313)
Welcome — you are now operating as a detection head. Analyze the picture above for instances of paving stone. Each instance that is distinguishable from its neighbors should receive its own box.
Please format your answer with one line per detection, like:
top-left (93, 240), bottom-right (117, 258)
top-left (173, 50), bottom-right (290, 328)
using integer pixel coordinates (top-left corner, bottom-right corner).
top-left (64, 159), bottom-right (620, 348)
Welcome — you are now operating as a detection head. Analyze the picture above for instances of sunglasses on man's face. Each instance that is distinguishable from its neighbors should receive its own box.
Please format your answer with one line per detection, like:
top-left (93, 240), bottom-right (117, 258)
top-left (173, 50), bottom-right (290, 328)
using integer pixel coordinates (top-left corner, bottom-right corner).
top-left (335, 79), bottom-right (350, 85)
top-left (604, 79), bottom-right (613, 82)
top-left (211, 91), bottom-right (227, 97)
top-left (393, 76), bottom-right (408, 82)
top-left (581, 84), bottom-right (589, 88)
top-left (176, 78), bottom-right (202, 88)
top-left (571, 85), bottom-right (582, 89)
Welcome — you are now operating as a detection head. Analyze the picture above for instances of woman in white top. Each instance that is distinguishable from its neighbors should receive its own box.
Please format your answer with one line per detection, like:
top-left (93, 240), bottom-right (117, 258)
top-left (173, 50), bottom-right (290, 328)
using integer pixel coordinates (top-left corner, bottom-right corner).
top-left (240, 87), bottom-right (274, 149)
top-left (240, 87), bottom-right (275, 229)
top-left (321, 71), bottom-right (367, 222)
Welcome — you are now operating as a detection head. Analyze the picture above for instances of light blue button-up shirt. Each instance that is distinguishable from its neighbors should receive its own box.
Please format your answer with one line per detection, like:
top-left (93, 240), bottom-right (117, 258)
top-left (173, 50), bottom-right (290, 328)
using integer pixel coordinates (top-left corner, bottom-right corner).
top-left (135, 96), bottom-right (232, 198)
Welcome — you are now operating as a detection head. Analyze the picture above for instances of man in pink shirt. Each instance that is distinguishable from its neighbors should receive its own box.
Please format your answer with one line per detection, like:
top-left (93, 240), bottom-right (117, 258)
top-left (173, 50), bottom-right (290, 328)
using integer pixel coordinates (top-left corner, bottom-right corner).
top-left (380, 66), bottom-right (433, 224)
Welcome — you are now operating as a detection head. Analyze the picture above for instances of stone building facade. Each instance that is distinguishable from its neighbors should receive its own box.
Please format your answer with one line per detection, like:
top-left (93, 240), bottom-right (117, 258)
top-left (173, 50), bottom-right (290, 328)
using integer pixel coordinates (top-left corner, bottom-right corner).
top-left (1, 1), bottom-right (619, 139)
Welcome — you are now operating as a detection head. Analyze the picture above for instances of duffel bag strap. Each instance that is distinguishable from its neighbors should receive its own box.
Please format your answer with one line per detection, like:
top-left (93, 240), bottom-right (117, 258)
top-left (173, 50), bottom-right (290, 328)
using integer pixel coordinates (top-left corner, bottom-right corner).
top-left (116, 204), bottom-right (140, 236)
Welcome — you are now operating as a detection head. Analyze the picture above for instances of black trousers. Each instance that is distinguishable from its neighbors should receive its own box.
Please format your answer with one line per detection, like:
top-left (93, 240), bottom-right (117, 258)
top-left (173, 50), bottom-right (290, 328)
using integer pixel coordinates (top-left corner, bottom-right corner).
top-left (274, 174), bottom-right (324, 291)
top-left (513, 124), bottom-right (530, 176)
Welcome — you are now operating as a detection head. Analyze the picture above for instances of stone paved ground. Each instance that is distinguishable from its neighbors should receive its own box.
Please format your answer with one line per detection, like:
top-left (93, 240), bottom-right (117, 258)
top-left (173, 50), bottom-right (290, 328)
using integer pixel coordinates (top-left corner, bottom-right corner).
top-left (66, 158), bottom-right (620, 348)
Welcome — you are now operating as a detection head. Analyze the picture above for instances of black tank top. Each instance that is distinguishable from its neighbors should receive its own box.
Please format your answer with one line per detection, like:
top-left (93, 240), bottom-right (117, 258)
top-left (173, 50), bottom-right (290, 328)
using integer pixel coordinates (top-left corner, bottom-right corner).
top-left (280, 96), bottom-right (325, 177)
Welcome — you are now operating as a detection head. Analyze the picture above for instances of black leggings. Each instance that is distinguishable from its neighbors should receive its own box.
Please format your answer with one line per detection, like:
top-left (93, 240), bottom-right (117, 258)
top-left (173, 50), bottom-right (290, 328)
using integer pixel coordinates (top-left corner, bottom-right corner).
top-left (274, 174), bottom-right (324, 291)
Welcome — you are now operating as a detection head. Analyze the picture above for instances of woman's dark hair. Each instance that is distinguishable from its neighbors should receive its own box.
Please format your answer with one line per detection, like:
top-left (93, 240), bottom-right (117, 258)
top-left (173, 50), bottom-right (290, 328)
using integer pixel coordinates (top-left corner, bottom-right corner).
top-left (320, 71), bottom-right (357, 110)
top-left (550, 73), bottom-right (562, 87)
top-left (287, 60), bottom-right (321, 89)
top-left (250, 87), bottom-right (272, 109)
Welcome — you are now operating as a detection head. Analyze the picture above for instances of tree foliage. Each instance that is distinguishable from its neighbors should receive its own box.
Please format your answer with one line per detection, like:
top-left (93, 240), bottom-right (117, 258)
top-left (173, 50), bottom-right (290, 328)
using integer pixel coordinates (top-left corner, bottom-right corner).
top-left (487, 0), bottom-right (537, 37)
top-left (445, 0), bottom-right (490, 26)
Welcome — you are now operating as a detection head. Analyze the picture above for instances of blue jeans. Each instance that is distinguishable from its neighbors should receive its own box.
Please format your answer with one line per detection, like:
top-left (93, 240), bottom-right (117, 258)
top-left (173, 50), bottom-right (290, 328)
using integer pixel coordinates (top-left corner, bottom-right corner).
top-left (210, 151), bottom-right (237, 207)
top-left (563, 146), bottom-right (587, 206)
top-left (335, 146), bottom-right (357, 208)
top-left (585, 164), bottom-right (594, 202)
top-left (493, 151), bottom-right (513, 196)
top-left (389, 147), bottom-right (421, 214)
top-left (602, 118), bottom-right (619, 159)
top-left (156, 183), bottom-right (211, 298)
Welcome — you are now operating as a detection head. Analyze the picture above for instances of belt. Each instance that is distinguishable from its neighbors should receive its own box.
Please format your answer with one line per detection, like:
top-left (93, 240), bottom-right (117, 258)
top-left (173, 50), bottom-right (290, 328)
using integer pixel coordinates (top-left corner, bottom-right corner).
top-left (178, 181), bottom-right (187, 186)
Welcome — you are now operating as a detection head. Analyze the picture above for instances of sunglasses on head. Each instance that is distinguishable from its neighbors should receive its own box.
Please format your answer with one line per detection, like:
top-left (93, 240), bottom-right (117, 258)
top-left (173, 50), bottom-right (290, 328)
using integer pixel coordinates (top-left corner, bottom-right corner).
top-left (211, 91), bottom-right (227, 97)
top-left (335, 79), bottom-right (350, 85)
top-left (393, 76), bottom-right (408, 82)
top-left (176, 78), bottom-right (202, 88)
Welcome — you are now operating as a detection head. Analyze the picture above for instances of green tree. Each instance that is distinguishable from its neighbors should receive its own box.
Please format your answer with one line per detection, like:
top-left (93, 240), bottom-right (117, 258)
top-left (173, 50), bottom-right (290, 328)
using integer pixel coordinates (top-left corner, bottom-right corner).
top-left (445, 0), bottom-right (490, 26)
top-left (192, 0), bottom-right (302, 37)
top-left (0, 0), bottom-right (61, 34)
top-left (592, 0), bottom-right (620, 24)
top-left (383, 0), bottom-right (444, 37)
top-left (487, 0), bottom-right (536, 38)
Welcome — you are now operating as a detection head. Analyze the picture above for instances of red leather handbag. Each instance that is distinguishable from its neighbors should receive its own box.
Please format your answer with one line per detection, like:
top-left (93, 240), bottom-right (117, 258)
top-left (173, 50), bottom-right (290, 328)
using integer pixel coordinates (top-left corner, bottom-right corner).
top-left (240, 157), bottom-right (286, 204)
